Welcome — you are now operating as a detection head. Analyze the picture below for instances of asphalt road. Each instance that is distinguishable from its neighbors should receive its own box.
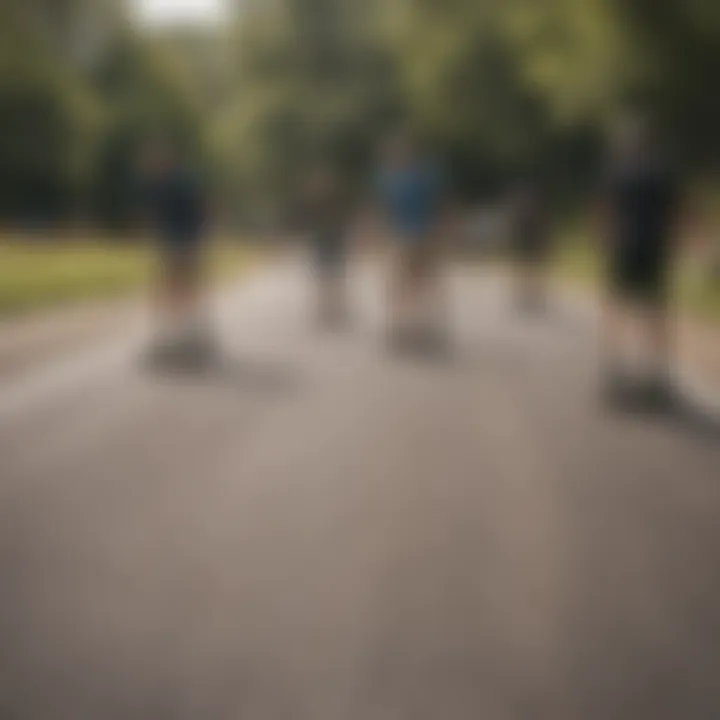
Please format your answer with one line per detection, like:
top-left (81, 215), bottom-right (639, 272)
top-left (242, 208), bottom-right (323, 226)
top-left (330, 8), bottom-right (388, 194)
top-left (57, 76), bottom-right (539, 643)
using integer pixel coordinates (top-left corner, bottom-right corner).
top-left (0, 260), bottom-right (718, 720)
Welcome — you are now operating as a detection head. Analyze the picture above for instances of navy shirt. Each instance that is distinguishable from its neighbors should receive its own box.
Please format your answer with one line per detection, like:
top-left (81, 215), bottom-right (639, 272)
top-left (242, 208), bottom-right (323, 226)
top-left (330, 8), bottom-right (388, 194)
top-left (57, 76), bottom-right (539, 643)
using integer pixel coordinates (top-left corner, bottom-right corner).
top-left (377, 161), bottom-right (445, 237)
top-left (605, 160), bottom-right (680, 264)
top-left (146, 167), bottom-right (206, 243)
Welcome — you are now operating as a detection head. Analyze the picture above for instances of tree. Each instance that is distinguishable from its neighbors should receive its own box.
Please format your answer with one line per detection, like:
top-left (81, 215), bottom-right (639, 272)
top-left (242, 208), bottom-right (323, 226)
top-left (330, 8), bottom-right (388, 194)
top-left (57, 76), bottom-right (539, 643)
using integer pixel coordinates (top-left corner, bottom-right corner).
top-left (0, 1), bottom-right (102, 223)
top-left (216, 0), bottom-right (399, 222)
top-left (89, 33), bottom-right (205, 229)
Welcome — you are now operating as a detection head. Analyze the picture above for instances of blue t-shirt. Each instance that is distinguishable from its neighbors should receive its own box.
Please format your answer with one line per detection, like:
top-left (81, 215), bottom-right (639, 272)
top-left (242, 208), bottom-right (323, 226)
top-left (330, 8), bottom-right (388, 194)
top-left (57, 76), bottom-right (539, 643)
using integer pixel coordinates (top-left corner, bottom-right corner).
top-left (378, 161), bottom-right (445, 238)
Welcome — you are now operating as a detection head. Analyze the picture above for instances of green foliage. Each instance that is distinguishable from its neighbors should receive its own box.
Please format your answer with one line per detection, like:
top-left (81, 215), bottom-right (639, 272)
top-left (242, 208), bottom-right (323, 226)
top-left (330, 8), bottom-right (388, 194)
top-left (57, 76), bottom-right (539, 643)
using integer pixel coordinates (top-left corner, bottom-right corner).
top-left (215, 0), bottom-right (400, 220)
top-left (217, 0), bottom-right (633, 206)
top-left (0, 4), bottom-right (206, 228)
top-left (0, 4), bottom-right (101, 222)
top-left (2, 0), bottom-right (720, 226)
top-left (89, 34), bottom-right (205, 229)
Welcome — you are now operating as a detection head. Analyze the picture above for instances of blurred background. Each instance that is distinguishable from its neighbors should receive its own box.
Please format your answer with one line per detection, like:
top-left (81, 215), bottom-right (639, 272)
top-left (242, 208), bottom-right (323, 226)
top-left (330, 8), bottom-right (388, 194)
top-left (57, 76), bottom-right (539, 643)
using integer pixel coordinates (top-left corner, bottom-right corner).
top-left (2, 6), bottom-right (720, 719)
top-left (0, 0), bottom-right (718, 319)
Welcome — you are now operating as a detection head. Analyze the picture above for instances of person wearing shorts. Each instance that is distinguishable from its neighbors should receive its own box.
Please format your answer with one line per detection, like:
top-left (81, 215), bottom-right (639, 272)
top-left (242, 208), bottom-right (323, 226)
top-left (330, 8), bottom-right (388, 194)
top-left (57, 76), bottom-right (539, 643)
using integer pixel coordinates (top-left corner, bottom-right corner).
top-left (376, 135), bottom-right (448, 346)
top-left (302, 164), bottom-right (353, 328)
top-left (510, 180), bottom-right (551, 312)
top-left (141, 140), bottom-right (212, 364)
top-left (600, 118), bottom-right (682, 402)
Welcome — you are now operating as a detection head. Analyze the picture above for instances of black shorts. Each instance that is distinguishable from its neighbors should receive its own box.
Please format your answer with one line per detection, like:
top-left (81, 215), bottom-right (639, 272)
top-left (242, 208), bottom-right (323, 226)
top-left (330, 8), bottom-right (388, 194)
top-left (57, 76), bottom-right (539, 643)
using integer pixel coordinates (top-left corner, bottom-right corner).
top-left (609, 255), bottom-right (668, 306)
top-left (514, 236), bottom-right (549, 265)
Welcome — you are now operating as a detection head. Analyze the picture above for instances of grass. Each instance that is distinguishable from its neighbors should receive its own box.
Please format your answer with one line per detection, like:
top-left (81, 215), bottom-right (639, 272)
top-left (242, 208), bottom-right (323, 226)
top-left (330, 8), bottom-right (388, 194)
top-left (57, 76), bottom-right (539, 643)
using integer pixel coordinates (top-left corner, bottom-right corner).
top-left (553, 233), bottom-right (720, 322)
top-left (681, 266), bottom-right (720, 321)
top-left (0, 237), bottom-right (256, 318)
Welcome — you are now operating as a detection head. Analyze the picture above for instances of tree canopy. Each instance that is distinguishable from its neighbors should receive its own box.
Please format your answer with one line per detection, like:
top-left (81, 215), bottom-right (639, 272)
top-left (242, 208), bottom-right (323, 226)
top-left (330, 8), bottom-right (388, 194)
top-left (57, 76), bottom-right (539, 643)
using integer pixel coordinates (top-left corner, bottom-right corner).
top-left (1, 0), bottom-right (718, 227)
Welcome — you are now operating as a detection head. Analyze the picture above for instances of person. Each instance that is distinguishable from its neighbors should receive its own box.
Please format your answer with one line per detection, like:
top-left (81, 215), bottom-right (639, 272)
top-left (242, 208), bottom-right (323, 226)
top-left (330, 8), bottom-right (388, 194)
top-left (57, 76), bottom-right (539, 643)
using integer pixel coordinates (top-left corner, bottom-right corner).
top-left (509, 179), bottom-right (551, 312)
top-left (301, 162), bottom-right (353, 328)
top-left (376, 132), bottom-right (450, 349)
top-left (599, 117), bottom-right (683, 404)
top-left (140, 138), bottom-right (214, 366)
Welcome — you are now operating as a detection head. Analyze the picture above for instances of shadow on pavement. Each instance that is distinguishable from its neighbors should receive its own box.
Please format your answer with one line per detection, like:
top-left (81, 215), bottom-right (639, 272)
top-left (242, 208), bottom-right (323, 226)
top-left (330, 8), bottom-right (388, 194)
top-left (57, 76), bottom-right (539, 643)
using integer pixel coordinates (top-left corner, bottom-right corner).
top-left (509, 298), bottom-right (593, 337)
top-left (388, 336), bottom-right (537, 373)
top-left (385, 335), bottom-right (457, 368)
top-left (140, 351), bottom-right (303, 396)
top-left (611, 388), bottom-right (720, 445)
top-left (662, 397), bottom-right (720, 444)
top-left (465, 343), bottom-right (534, 372)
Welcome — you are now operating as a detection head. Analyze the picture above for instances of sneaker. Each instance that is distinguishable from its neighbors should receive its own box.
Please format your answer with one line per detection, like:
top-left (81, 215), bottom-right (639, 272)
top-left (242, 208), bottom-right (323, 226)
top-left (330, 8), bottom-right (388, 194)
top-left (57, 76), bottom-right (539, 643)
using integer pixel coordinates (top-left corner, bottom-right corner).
top-left (601, 364), bottom-right (631, 407)
top-left (385, 324), bottom-right (410, 353)
top-left (141, 336), bottom-right (180, 370)
top-left (188, 330), bottom-right (220, 367)
top-left (418, 322), bottom-right (451, 356)
top-left (643, 373), bottom-right (678, 411)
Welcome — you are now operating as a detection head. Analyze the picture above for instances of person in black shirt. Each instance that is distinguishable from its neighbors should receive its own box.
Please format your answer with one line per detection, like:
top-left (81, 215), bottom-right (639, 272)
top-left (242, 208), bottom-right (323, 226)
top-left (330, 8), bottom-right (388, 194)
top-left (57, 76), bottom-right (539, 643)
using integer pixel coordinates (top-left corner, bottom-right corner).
top-left (301, 162), bottom-right (353, 328)
top-left (600, 118), bottom-right (682, 402)
top-left (510, 179), bottom-right (551, 312)
top-left (141, 139), bottom-right (214, 365)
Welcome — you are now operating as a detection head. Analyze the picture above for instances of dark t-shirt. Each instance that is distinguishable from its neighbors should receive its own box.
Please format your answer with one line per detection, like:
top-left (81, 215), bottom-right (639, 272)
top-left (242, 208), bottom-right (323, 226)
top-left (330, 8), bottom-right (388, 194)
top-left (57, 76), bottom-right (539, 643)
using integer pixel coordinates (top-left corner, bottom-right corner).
top-left (512, 189), bottom-right (548, 253)
top-left (604, 160), bottom-right (680, 266)
top-left (145, 167), bottom-right (206, 243)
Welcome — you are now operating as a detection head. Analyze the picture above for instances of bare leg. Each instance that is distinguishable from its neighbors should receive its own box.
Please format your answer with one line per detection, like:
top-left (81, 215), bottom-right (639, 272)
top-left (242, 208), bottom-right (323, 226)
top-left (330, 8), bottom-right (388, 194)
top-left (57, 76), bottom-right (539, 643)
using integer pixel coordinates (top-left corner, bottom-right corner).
top-left (330, 274), bottom-right (348, 326)
top-left (601, 295), bottom-right (629, 396)
top-left (158, 264), bottom-right (188, 336)
top-left (425, 253), bottom-right (449, 339)
top-left (517, 263), bottom-right (543, 311)
top-left (388, 250), bottom-right (410, 337)
top-left (646, 304), bottom-right (673, 383)
top-left (176, 252), bottom-right (216, 355)
top-left (146, 264), bottom-right (187, 364)
top-left (317, 275), bottom-right (330, 325)
top-left (529, 265), bottom-right (547, 308)
top-left (318, 274), bottom-right (346, 327)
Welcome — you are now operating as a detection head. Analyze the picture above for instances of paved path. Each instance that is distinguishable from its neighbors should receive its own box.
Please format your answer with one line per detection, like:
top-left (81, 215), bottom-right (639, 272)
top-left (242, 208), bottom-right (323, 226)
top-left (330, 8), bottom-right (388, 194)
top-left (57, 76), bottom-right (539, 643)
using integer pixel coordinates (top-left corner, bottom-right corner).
top-left (0, 260), bottom-right (718, 720)
top-left (0, 298), bottom-right (138, 378)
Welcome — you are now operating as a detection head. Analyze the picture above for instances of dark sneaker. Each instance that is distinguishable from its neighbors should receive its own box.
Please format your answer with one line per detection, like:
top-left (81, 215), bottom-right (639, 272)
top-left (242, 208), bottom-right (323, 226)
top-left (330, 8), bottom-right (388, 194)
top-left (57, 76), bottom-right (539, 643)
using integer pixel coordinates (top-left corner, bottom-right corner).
top-left (643, 374), bottom-right (679, 411)
top-left (601, 365), bottom-right (631, 408)
top-left (185, 330), bottom-right (220, 368)
top-left (141, 337), bottom-right (180, 370)
top-left (417, 323), bottom-right (451, 357)
top-left (385, 324), bottom-right (411, 354)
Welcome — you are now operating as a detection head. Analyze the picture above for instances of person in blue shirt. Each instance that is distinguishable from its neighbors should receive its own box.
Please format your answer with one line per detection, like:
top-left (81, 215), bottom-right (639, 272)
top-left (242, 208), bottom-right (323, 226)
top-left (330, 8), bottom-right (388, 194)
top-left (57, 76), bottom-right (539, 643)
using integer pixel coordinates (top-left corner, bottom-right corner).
top-left (376, 133), bottom-right (450, 348)
top-left (140, 139), bottom-right (214, 366)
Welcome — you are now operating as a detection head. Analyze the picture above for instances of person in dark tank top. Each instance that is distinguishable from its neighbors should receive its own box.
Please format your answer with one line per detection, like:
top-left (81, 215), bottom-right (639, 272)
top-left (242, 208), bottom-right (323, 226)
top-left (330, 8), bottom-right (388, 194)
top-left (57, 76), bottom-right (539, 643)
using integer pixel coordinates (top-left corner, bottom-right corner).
top-left (599, 116), bottom-right (683, 405)
top-left (140, 138), bottom-right (215, 367)
top-left (301, 162), bottom-right (354, 329)
top-left (509, 179), bottom-right (551, 312)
